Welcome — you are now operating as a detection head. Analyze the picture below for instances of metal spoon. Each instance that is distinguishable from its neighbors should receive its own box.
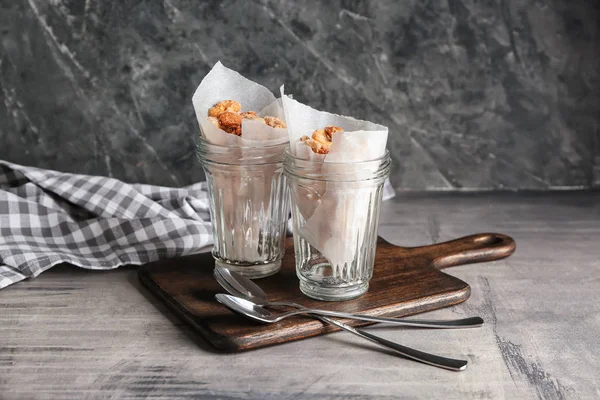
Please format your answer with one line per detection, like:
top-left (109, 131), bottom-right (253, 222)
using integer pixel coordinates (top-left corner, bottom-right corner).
top-left (214, 267), bottom-right (483, 329)
top-left (213, 268), bottom-right (468, 371)
top-left (215, 293), bottom-right (467, 371)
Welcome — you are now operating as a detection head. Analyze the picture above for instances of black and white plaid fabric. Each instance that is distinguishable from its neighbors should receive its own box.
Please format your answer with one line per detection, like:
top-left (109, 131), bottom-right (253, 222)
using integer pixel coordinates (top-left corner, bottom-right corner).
top-left (0, 160), bottom-right (395, 290)
top-left (0, 161), bottom-right (213, 289)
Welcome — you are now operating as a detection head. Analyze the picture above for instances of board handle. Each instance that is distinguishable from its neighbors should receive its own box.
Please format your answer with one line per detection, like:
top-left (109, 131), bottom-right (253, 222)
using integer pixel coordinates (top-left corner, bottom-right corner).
top-left (428, 233), bottom-right (516, 269)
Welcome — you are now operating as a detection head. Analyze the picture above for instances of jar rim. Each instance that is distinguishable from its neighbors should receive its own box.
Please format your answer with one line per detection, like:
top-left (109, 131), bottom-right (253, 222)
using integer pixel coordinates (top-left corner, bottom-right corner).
top-left (284, 148), bottom-right (390, 166)
top-left (197, 135), bottom-right (289, 150)
top-left (283, 148), bottom-right (391, 183)
top-left (197, 136), bottom-right (288, 166)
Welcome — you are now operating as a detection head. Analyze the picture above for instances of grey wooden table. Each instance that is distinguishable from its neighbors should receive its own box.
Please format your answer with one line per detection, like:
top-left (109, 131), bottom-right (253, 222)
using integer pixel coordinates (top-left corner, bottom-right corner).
top-left (1, 192), bottom-right (599, 399)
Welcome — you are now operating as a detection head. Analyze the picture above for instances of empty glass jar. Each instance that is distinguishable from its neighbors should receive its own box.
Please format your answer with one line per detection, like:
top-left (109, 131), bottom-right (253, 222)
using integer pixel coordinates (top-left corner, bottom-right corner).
top-left (197, 138), bottom-right (289, 278)
top-left (284, 149), bottom-right (391, 301)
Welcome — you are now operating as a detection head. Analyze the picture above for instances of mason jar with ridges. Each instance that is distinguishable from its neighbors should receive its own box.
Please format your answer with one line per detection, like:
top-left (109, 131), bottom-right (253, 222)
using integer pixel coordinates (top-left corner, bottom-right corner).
top-left (284, 149), bottom-right (391, 301)
top-left (197, 138), bottom-right (289, 279)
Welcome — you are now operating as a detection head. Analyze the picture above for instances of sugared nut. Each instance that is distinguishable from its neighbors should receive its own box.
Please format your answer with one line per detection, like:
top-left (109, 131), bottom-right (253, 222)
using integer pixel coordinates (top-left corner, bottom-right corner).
top-left (312, 126), bottom-right (343, 144)
top-left (301, 126), bottom-right (344, 154)
top-left (300, 135), bottom-right (330, 154)
top-left (240, 111), bottom-right (266, 124)
top-left (240, 111), bottom-right (258, 119)
top-left (264, 116), bottom-right (287, 129)
top-left (208, 100), bottom-right (241, 117)
top-left (218, 112), bottom-right (243, 136)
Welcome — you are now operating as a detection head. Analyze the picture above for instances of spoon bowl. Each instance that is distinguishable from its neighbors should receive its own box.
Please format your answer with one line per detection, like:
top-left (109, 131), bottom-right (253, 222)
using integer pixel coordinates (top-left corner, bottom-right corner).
top-left (214, 267), bottom-right (267, 303)
top-left (215, 293), bottom-right (277, 323)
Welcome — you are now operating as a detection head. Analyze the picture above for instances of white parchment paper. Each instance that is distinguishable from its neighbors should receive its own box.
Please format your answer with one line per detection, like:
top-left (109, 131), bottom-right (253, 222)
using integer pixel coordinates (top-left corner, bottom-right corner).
top-left (281, 87), bottom-right (389, 269)
top-left (193, 62), bottom-right (288, 146)
top-left (191, 62), bottom-right (288, 262)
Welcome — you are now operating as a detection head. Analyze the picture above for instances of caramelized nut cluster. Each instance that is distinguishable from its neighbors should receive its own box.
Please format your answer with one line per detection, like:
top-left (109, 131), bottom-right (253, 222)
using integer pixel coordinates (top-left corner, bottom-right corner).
top-left (300, 126), bottom-right (344, 154)
top-left (207, 100), bottom-right (286, 136)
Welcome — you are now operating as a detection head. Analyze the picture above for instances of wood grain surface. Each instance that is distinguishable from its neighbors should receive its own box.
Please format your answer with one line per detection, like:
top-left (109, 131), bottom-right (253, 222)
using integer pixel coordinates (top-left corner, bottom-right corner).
top-left (1, 192), bottom-right (599, 399)
top-left (139, 234), bottom-right (515, 351)
top-left (139, 233), bottom-right (515, 351)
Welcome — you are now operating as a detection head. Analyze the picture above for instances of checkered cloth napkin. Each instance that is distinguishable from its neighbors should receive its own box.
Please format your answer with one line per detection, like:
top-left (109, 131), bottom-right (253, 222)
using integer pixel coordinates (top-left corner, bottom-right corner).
top-left (0, 161), bottom-right (213, 289)
top-left (0, 160), bottom-right (395, 290)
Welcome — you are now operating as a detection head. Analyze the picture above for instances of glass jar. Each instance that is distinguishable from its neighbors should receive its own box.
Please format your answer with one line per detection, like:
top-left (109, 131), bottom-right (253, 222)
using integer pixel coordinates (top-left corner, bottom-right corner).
top-left (197, 138), bottom-right (289, 278)
top-left (284, 149), bottom-right (391, 301)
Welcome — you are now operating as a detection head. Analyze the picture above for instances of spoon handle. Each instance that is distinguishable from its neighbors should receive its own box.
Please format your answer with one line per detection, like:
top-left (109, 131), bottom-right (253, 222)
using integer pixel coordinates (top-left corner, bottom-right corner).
top-left (268, 302), bottom-right (483, 329)
top-left (316, 315), bottom-right (467, 371)
top-left (310, 311), bottom-right (483, 328)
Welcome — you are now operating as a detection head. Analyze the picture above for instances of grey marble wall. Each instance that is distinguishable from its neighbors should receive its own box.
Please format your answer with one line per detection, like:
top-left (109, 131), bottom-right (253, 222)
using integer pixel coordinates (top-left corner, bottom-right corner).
top-left (1, 0), bottom-right (598, 190)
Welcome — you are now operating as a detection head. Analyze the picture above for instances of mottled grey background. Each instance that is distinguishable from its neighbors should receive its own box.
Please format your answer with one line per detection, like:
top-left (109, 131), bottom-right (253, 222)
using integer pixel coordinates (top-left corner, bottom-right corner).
top-left (1, 0), bottom-right (599, 190)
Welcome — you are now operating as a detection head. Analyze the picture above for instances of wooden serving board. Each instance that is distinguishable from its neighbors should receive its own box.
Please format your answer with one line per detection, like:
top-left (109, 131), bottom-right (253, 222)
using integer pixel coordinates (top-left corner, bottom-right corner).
top-left (138, 233), bottom-right (515, 352)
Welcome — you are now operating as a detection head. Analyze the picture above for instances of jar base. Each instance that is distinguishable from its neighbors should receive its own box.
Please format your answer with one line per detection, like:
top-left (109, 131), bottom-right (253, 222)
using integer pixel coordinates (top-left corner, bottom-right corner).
top-left (299, 280), bottom-right (369, 301)
top-left (214, 259), bottom-right (281, 279)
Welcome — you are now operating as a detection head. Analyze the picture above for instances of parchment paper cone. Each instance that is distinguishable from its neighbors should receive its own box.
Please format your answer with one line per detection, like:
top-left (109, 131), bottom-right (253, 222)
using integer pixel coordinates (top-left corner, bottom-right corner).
top-left (192, 62), bottom-right (288, 262)
top-left (281, 87), bottom-right (389, 271)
